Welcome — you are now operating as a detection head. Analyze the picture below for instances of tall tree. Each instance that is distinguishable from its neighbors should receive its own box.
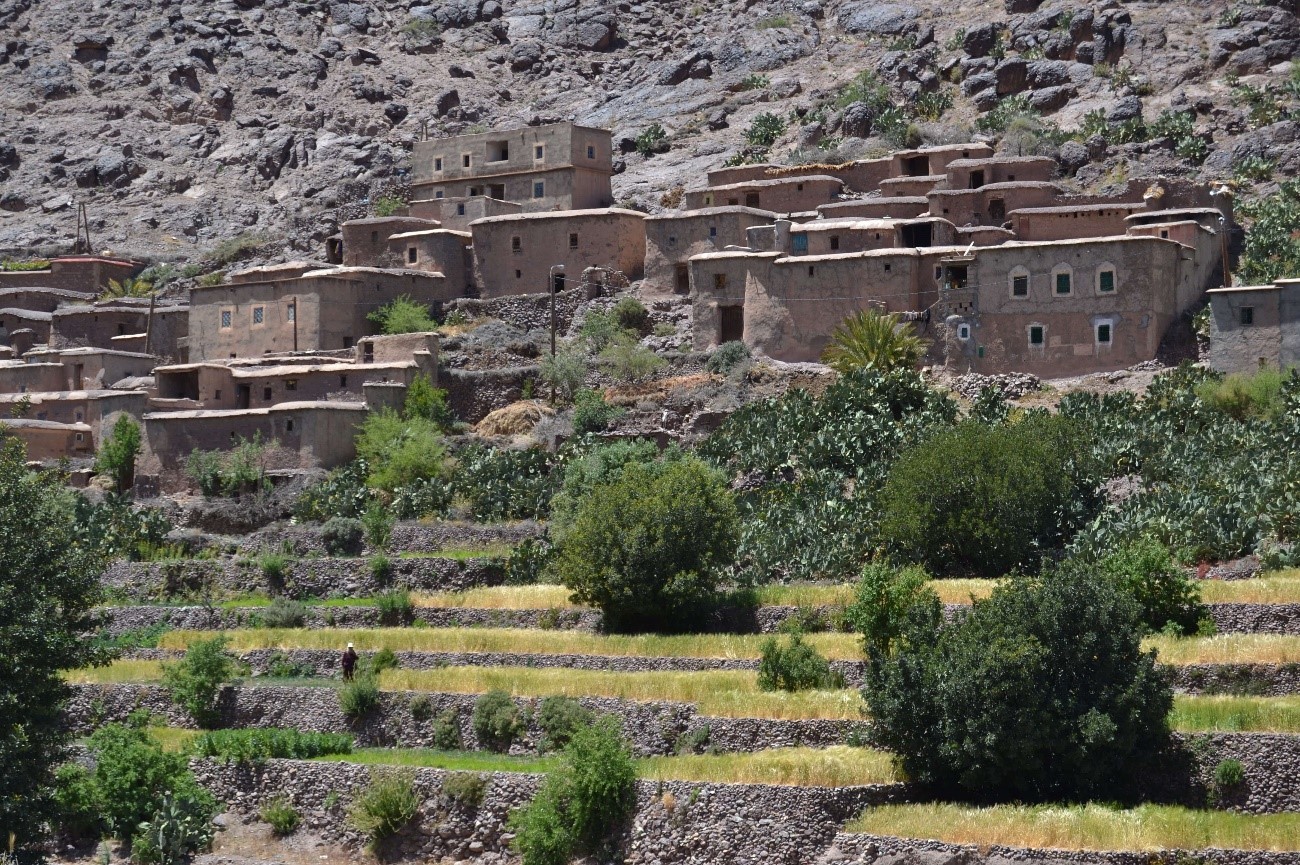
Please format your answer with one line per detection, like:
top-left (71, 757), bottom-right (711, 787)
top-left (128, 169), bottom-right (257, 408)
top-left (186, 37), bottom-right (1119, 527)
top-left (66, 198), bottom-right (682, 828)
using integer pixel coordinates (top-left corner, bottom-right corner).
top-left (0, 433), bottom-right (108, 847)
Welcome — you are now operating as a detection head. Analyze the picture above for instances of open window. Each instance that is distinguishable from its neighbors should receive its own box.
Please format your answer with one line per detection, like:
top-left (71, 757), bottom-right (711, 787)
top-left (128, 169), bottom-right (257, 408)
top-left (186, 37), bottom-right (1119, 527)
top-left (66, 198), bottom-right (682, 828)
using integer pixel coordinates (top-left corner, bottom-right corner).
top-left (1095, 320), bottom-right (1113, 346)
top-left (745, 192), bottom-right (760, 207)
top-left (969, 170), bottom-right (985, 189)
top-left (1028, 324), bottom-right (1045, 348)
top-left (487, 140), bottom-right (509, 162)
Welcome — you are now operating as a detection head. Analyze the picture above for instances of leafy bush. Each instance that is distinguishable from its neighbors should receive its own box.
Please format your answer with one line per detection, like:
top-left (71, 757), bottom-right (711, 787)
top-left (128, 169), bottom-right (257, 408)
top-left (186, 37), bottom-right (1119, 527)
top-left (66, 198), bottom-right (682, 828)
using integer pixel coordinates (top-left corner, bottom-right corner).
top-left (263, 650), bottom-right (313, 679)
top-left (370, 553), bottom-right (393, 583)
top-left (320, 516), bottom-right (365, 556)
top-left (339, 675), bottom-right (381, 720)
top-left (452, 445), bottom-right (557, 521)
top-left (260, 597), bottom-right (307, 629)
top-left (505, 537), bottom-right (554, 586)
top-left (94, 622), bottom-right (172, 652)
top-left (878, 414), bottom-right (1099, 576)
top-left (634, 123), bottom-right (669, 157)
top-left (258, 551), bottom-right (289, 588)
top-left (1237, 178), bottom-right (1300, 284)
top-left (376, 590), bottom-right (413, 625)
top-left (1214, 757), bottom-right (1245, 789)
top-left (189, 728), bottom-right (353, 764)
top-left (540, 344), bottom-right (587, 402)
top-left (844, 563), bottom-right (941, 661)
top-left (1083, 538), bottom-right (1207, 635)
top-left (975, 94), bottom-right (1038, 134)
top-left (363, 500), bottom-right (396, 550)
top-left (96, 415), bottom-right (142, 494)
top-left (293, 461), bottom-right (370, 522)
top-left (432, 709), bottom-right (463, 750)
top-left (370, 647), bottom-right (399, 674)
top-left (598, 336), bottom-right (665, 382)
top-left (744, 112), bottom-right (786, 148)
top-left (571, 388), bottom-right (625, 435)
top-left (757, 633), bottom-right (843, 691)
top-left (131, 788), bottom-right (219, 865)
top-left (260, 797), bottom-right (300, 835)
top-left (355, 410), bottom-right (446, 493)
top-left (348, 770), bottom-right (421, 852)
top-left (611, 297), bottom-right (650, 334)
top-left (53, 763), bottom-right (104, 840)
top-left (1195, 368), bottom-right (1287, 421)
top-left (821, 309), bottom-right (924, 374)
top-left (473, 690), bottom-right (526, 752)
top-left (184, 433), bottom-right (274, 498)
top-left (510, 717), bottom-right (636, 865)
top-left (864, 568), bottom-right (1173, 802)
top-left (368, 295), bottom-right (438, 334)
top-left (161, 636), bottom-right (240, 728)
top-left (536, 696), bottom-right (594, 752)
top-left (404, 373), bottom-right (455, 431)
top-left (705, 341), bottom-right (751, 375)
top-left (554, 456), bottom-right (738, 632)
top-left (443, 772), bottom-right (488, 807)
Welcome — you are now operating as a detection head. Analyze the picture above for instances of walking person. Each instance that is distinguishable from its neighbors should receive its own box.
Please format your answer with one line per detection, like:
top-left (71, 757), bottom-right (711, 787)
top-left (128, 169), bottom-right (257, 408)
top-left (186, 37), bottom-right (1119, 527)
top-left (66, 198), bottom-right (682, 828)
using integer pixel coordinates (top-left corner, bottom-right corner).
top-left (341, 642), bottom-right (359, 682)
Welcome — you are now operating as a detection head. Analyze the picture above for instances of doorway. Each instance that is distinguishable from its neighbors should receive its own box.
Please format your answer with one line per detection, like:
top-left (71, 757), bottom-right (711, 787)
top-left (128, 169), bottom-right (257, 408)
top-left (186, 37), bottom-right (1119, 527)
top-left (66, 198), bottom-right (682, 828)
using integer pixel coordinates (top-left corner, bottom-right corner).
top-left (236, 384), bottom-right (251, 409)
top-left (719, 305), bottom-right (744, 343)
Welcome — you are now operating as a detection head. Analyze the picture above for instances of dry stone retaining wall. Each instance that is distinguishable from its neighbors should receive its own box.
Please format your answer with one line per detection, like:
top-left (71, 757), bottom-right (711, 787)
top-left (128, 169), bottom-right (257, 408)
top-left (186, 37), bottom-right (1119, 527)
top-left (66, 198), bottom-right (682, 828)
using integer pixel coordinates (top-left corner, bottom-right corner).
top-left (1171, 663), bottom-right (1300, 696)
top-left (830, 833), bottom-right (1300, 865)
top-left (235, 520), bottom-right (542, 557)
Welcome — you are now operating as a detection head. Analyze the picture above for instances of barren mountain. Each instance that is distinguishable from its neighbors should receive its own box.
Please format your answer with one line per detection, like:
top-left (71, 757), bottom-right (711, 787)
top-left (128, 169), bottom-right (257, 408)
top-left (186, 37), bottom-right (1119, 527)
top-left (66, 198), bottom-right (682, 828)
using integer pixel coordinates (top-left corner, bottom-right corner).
top-left (0, 0), bottom-right (1296, 268)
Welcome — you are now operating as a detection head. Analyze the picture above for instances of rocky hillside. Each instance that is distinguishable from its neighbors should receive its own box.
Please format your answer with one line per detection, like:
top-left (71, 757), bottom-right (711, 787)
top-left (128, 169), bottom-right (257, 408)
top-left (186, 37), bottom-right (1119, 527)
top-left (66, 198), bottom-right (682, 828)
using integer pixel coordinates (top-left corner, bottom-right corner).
top-left (0, 0), bottom-right (1296, 266)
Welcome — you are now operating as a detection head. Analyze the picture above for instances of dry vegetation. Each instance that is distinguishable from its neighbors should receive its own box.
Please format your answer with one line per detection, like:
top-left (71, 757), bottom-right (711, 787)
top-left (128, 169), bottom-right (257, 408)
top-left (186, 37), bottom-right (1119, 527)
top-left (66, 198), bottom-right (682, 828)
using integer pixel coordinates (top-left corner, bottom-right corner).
top-left (848, 803), bottom-right (1300, 851)
top-left (1171, 696), bottom-right (1300, 733)
top-left (1144, 634), bottom-right (1300, 666)
top-left (640, 746), bottom-right (897, 787)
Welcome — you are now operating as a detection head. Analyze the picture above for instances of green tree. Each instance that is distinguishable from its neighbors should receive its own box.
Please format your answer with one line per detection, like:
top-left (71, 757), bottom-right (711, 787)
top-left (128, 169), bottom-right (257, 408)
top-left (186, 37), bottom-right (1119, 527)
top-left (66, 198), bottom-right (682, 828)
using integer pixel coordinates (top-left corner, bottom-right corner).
top-left (548, 440), bottom-right (661, 539)
top-left (0, 433), bottom-right (108, 846)
top-left (367, 295), bottom-right (438, 334)
top-left (864, 568), bottom-right (1173, 802)
top-left (1083, 538), bottom-right (1208, 635)
top-left (161, 636), bottom-right (240, 728)
top-left (403, 373), bottom-right (455, 431)
top-left (820, 309), bottom-right (925, 374)
top-left (844, 562), bottom-right (942, 661)
top-left (877, 414), bottom-right (1098, 576)
top-left (553, 456), bottom-right (738, 632)
top-left (355, 409), bottom-right (446, 492)
top-left (540, 343), bottom-right (587, 403)
top-left (95, 414), bottom-right (143, 494)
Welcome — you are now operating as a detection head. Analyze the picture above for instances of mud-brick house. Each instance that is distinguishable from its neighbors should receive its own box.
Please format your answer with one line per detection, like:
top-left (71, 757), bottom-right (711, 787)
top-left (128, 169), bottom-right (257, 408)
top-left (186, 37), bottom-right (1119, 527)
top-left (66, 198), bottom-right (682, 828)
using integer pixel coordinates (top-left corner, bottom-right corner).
top-left (409, 123), bottom-right (614, 214)
top-left (0, 346), bottom-right (155, 394)
top-left (0, 418), bottom-right (94, 460)
top-left (684, 175), bottom-right (844, 214)
top-left (470, 208), bottom-right (646, 297)
top-left (0, 388), bottom-right (146, 430)
top-left (1206, 279), bottom-right (1300, 373)
top-left (187, 265), bottom-right (453, 361)
top-left (0, 256), bottom-right (140, 292)
top-left (643, 206), bottom-right (775, 295)
top-left (50, 302), bottom-right (188, 359)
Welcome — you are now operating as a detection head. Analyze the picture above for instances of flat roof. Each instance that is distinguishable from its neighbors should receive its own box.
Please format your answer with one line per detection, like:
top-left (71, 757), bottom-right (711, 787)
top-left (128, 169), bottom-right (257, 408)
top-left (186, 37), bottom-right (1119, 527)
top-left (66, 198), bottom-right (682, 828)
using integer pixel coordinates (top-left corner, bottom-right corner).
top-left (1206, 284), bottom-right (1278, 294)
top-left (1125, 207), bottom-right (1223, 221)
top-left (0, 418), bottom-right (92, 431)
top-left (819, 197), bottom-right (928, 207)
top-left (944, 156), bottom-right (1057, 168)
top-left (1009, 202), bottom-right (1145, 215)
top-left (53, 305), bottom-right (185, 315)
top-left (230, 260), bottom-right (331, 278)
top-left (388, 229), bottom-right (472, 240)
top-left (879, 174), bottom-right (944, 184)
top-left (470, 207), bottom-right (646, 225)
top-left (419, 121), bottom-right (611, 142)
top-left (928, 181), bottom-right (1060, 197)
top-left (702, 175), bottom-right (842, 193)
top-left (0, 388), bottom-right (144, 401)
top-left (341, 217), bottom-right (439, 227)
top-left (0, 309), bottom-right (53, 320)
top-left (300, 266), bottom-right (445, 279)
top-left (645, 206), bottom-right (777, 221)
top-left (792, 218), bottom-right (897, 232)
top-left (144, 400), bottom-right (368, 420)
top-left (0, 287), bottom-right (93, 298)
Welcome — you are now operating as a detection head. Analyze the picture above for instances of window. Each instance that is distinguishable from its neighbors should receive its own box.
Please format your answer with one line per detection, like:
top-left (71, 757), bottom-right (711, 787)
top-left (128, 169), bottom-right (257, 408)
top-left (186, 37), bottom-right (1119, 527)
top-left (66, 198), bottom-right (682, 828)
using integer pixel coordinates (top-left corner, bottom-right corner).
top-left (263, 386), bottom-right (272, 401)
top-left (511, 236), bottom-right (521, 251)
top-left (215, 389), bottom-right (221, 400)
top-left (797, 183), bottom-right (804, 191)
top-left (587, 144), bottom-right (595, 159)
top-left (286, 379), bottom-right (298, 391)
top-left (462, 153), bottom-right (471, 168)
top-left (75, 432), bottom-right (83, 443)
top-left (792, 233), bottom-right (808, 253)
top-left (533, 181), bottom-right (545, 198)
top-left (515, 269), bottom-right (522, 279)
top-left (569, 232), bottom-right (579, 249)
top-left (362, 341), bottom-right (373, 362)
top-left (457, 203), bottom-right (466, 216)
top-left (1029, 325), bottom-right (1045, 346)
top-left (1096, 322), bottom-right (1112, 345)
top-left (1241, 306), bottom-right (1255, 326)
top-left (371, 231), bottom-right (378, 242)
top-left (704, 194), bottom-right (713, 206)
top-left (714, 273), bottom-right (727, 290)
top-left (745, 192), bottom-right (760, 207)
top-left (884, 263), bottom-right (891, 273)
top-left (435, 157), bottom-right (443, 172)
top-left (709, 226), bottom-right (717, 238)
top-left (829, 235), bottom-right (840, 251)
top-left (252, 306), bottom-right (264, 324)
top-left (1054, 267), bottom-right (1072, 295)
top-left (220, 309), bottom-right (232, 329)
top-left (435, 190), bottom-right (444, 199)
top-left (957, 323), bottom-right (971, 341)
top-left (285, 419), bottom-right (294, 432)
top-left (488, 141), bottom-right (509, 161)
top-left (1097, 268), bottom-right (1116, 294)
top-left (668, 235), bottom-right (677, 247)
top-left (407, 247), bottom-right (418, 264)
top-left (1010, 268), bottom-right (1030, 298)
top-left (340, 375), bottom-right (348, 387)
top-left (286, 303), bottom-right (295, 322)
top-left (807, 265), bottom-right (815, 277)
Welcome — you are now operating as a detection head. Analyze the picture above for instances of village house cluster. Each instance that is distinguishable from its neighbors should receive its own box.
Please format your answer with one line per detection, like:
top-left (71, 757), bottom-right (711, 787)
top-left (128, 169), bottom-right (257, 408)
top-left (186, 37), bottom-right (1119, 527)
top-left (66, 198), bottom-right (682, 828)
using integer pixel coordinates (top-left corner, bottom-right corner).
top-left (0, 121), bottom-right (1285, 485)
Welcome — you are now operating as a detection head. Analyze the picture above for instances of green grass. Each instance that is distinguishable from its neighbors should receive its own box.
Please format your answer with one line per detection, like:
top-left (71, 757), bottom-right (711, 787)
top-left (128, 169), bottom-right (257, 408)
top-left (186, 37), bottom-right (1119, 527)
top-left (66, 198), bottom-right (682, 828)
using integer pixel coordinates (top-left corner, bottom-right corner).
top-left (316, 748), bottom-right (558, 773)
top-left (1171, 695), bottom-right (1300, 733)
top-left (1144, 634), bottom-right (1300, 666)
top-left (413, 585), bottom-right (580, 609)
top-left (156, 627), bottom-right (866, 660)
top-left (847, 803), bottom-right (1300, 851)
top-left (397, 545), bottom-right (512, 561)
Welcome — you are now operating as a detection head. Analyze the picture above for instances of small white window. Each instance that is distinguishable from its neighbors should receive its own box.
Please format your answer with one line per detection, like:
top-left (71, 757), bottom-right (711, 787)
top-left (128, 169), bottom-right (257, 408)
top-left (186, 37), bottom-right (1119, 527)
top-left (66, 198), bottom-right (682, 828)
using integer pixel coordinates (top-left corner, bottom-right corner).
top-left (1096, 322), bottom-right (1113, 345)
top-left (220, 309), bottom-right (232, 329)
top-left (957, 323), bottom-right (971, 341)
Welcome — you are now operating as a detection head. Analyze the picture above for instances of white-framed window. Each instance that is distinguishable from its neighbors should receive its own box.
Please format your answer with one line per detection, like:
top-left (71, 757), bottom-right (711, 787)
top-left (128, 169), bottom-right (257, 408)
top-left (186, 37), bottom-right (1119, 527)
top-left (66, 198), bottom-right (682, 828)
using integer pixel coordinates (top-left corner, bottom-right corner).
top-left (533, 181), bottom-right (545, 198)
top-left (1028, 323), bottom-right (1046, 348)
top-left (252, 306), bottom-right (265, 325)
top-left (1009, 266), bottom-right (1030, 298)
top-left (957, 323), bottom-right (971, 341)
top-left (220, 309), bottom-right (233, 330)
top-left (1095, 320), bottom-right (1114, 346)
top-left (1052, 264), bottom-right (1073, 296)
top-left (704, 194), bottom-right (713, 206)
top-left (286, 303), bottom-right (295, 322)
top-left (462, 153), bottom-right (471, 168)
top-left (1095, 264), bottom-right (1117, 294)
top-left (434, 157), bottom-right (443, 172)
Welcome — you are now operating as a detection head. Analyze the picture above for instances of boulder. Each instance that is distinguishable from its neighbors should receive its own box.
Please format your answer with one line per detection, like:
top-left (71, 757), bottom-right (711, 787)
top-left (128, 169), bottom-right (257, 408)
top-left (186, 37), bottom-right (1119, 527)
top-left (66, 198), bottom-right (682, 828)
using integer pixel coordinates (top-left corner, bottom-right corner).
top-left (961, 70), bottom-right (996, 97)
top-left (1057, 139), bottom-right (1089, 173)
top-left (837, 2), bottom-right (920, 36)
top-left (433, 88), bottom-right (460, 116)
top-left (1004, 0), bottom-right (1042, 11)
top-left (963, 23), bottom-right (1001, 58)
top-left (994, 58), bottom-right (1028, 95)
top-left (1024, 59), bottom-right (1072, 88)
top-left (840, 100), bottom-right (878, 137)
top-left (1106, 95), bottom-right (1142, 123)
top-left (0, 143), bottom-right (17, 168)
top-left (1028, 85), bottom-right (1072, 112)
top-left (329, 2), bottom-right (369, 31)
top-left (509, 41), bottom-right (541, 71)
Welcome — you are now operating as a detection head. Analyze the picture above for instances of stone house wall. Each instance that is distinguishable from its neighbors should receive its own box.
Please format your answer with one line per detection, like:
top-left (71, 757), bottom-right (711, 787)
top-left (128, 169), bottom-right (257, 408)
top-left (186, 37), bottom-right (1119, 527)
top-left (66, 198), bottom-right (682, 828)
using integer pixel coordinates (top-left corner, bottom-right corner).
top-left (0, 309), bottom-right (52, 346)
top-left (1010, 203), bottom-right (1147, 241)
top-left (340, 217), bottom-right (440, 267)
top-left (942, 155), bottom-right (1057, 188)
top-left (643, 207), bottom-right (775, 295)
top-left (818, 198), bottom-right (929, 220)
top-left (927, 181), bottom-right (1061, 227)
top-left (1206, 282), bottom-right (1293, 373)
top-left (685, 176), bottom-right (843, 213)
top-left (385, 229), bottom-right (474, 294)
top-left (0, 360), bottom-right (65, 393)
top-left (409, 196), bottom-right (524, 232)
top-left (0, 418), bottom-right (93, 458)
top-left (0, 286), bottom-right (93, 311)
top-left (0, 256), bottom-right (138, 292)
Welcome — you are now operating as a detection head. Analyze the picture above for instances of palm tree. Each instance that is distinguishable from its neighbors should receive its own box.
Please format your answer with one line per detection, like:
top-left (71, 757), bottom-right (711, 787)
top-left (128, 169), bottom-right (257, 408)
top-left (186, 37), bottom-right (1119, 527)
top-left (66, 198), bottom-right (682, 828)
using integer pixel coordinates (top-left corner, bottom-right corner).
top-left (820, 308), bottom-right (925, 374)
top-left (100, 277), bottom-right (154, 300)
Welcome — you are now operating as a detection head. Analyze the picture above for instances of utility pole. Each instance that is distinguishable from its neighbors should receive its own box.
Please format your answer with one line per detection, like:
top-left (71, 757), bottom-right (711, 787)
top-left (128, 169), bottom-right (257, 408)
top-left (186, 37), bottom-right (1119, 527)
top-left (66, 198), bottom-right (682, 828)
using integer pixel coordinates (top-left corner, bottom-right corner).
top-left (74, 202), bottom-right (92, 255)
top-left (548, 264), bottom-right (564, 402)
top-left (144, 289), bottom-right (155, 355)
top-left (291, 296), bottom-right (299, 351)
top-left (1218, 216), bottom-right (1232, 288)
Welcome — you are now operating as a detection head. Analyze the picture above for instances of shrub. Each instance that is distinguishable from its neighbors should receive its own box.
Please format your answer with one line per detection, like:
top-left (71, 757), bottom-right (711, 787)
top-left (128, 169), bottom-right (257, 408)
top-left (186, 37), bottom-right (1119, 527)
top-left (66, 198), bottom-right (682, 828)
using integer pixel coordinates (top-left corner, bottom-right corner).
top-left (258, 551), bottom-right (289, 588)
top-left (1214, 757), bottom-right (1245, 789)
top-left (705, 341), bottom-right (751, 375)
top-left (864, 567), bottom-right (1173, 802)
top-left (473, 690), bottom-right (526, 752)
top-left (370, 646), bottom-right (399, 674)
top-left (844, 563), bottom-right (941, 661)
top-left (161, 636), bottom-right (240, 728)
top-left (821, 309), bottom-right (924, 374)
top-left (744, 112), bottom-right (786, 149)
top-left (348, 770), bottom-right (421, 853)
top-left (510, 717), bottom-right (636, 865)
top-left (368, 295), bottom-right (438, 334)
top-left (96, 415), bottom-right (142, 494)
top-left (263, 650), bottom-right (313, 679)
top-left (320, 516), bottom-right (365, 556)
top-left (549, 440), bottom-right (661, 540)
top-left (339, 675), bottom-right (381, 720)
top-left (878, 414), bottom-right (1099, 577)
top-left (355, 411), bottom-right (446, 493)
top-left (554, 456), bottom-right (738, 632)
top-left (293, 461), bottom-right (370, 522)
top-left (190, 729), bottom-right (353, 764)
top-left (404, 373), bottom-right (455, 431)
top-left (579, 309), bottom-right (626, 352)
top-left (131, 787), bottom-right (219, 865)
top-left (185, 434), bottom-right (273, 498)
top-left (370, 553), bottom-right (393, 583)
top-left (376, 590), bottom-right (413, 625)
top-left (442, 773), bottom-right (488, 807)
top-left (536, 696), bottom-right (594, 752)
top-left (261, 597), bottom-right (307, 629)
top-left (611, 297), bottom-right (650, 334)
top-left (571, 388), bottom-right (625, 435)
top-left (372, 195), bottom-right (406, 217)
top-left (452, 445), bottom-right (557, 522)
top-left (757, 633), bottom-right (843, 691)
top-left (1237, 178), bottom-right (1300, 284)
top-left (506, 538), bottom-right (552, 585)
top-left (409, 694), bottom-right (433, 721)
top-left (432, 709), bottom-right (463, 750)
top-left (362, 501), bottom-right (396, 550)
top-left (1195, 368), bottom-right (1287, 421)
top-left (540, 343), bottom-right (588, 402)
top-left (53, 763), bottom-right (104, 840)
top-left (1086, 538), bottom-right (1206, 635)
top-left (635, 123), bottom-right (669, 157)
top-left (260, 796), bottom-right (300, 835)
